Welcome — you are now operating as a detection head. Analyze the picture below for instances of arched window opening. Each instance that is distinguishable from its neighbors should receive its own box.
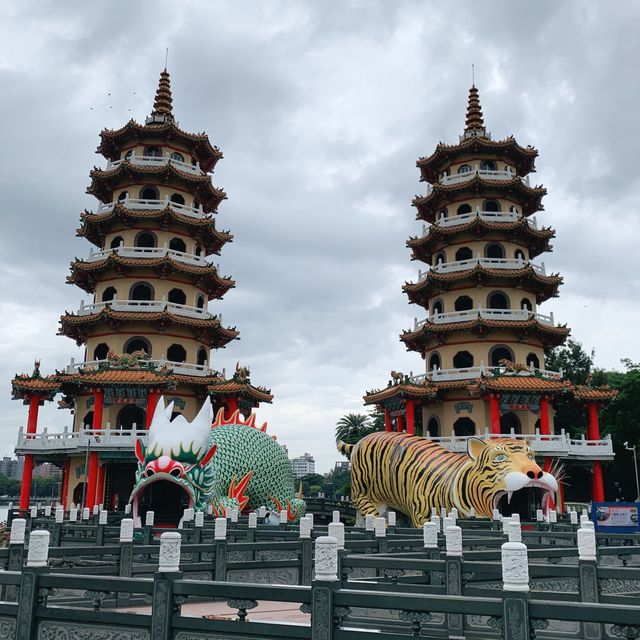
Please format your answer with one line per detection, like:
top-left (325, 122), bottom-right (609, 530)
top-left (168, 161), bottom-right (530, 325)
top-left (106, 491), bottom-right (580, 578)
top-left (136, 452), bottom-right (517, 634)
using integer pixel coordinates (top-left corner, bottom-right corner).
top-left (457, 203), bottom-right (472, 215)
top-left (514, 249), bottom-right (526, 261)
top-left (168, 288), bottom-right (187, 305)
top-left (427, 417), bottom-right (440, 438)
top-left (453, 351), bottom-right (474, 369)
top-left (434, 251), bottom-right (446, 265)
top-left (500, 412), bottom-right (521, 435)
top-left (117, 405), bottom-right (146, 431)
top-left (117, 191), bottom-right (128, 202)
top-left (170, 152), bottom-right (184, 163)
top-left (457, 164), bottom-right (472, 174)
top-left (135, 232), bottom-right (156, 248)
top-left (124, 337), bottom-right (151, 356)
top-left (487, 291), bottom-right (509, 310)
top-left (169, 237), bottom-right (187, 253)
top-left (195, 245), bottom-right (203, 257)
top-left (453, 417), bottom-right (476, 437)
top-left (521, 298), bottom-right (533, 311)
top-left (431, 299), bottom-right (443, 315)
top-left (101, 286), bottom-right (117, 302)
top-left (130, 282), bottom-right (154, 301)
top-left (196, 294), bottom-right (206, 310)
top-left (483, 199), bottom-right (501, 212)
top-left (140, 186), bottom-right (159, 201)
top-left (428, 353), bottom-right (441, 371)
top-left (454, 295), bottom-right (473, 312)
top-left (490, 345), bottom-right (515, 367)
top-left (170, 193), bottom-right (185, 205)
top-left (527, 353), bottom-right (540, 369)
top-left (110, 236), bottom-right (124, 249)
top-left (480, 160), bottom-right (498, 171)
top-left (167, 344), bottom-right (187, 362)
top-left (82, 412), bottom-right (94, 429)
top-left (455, 246), bottom-right (473, 261)
top-left (197, 347), bottom-right (208, 366)
top-left (93, 343), bottom-right (110, 361)
top-left (143, 146), bottom-right (162, 158)
top-left (485, 243), bottom-right (505, 259)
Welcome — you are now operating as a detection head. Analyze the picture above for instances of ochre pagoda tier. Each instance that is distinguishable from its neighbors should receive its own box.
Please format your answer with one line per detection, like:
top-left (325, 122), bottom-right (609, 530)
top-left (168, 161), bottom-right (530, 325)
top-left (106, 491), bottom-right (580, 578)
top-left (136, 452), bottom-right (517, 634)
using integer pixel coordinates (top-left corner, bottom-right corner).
top-left (11, 69), bottom-right (272, 513)
top-left (364, 85), bottom-right (617, 510)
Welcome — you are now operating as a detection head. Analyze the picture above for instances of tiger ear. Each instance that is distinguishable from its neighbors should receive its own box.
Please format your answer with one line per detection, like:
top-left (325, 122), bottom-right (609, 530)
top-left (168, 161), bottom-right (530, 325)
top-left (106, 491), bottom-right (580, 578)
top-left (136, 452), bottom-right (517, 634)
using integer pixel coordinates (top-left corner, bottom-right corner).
top-left (467, 437), bottom-right (487, 460)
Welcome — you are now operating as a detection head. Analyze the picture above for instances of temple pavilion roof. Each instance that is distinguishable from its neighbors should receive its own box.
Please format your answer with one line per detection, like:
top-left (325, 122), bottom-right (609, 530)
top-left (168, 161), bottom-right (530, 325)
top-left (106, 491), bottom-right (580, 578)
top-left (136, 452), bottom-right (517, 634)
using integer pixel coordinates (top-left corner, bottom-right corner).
top-left (11, 362), bottom-right (61, 403)
top-left (403, 264), bottom-right (563, 307)
top-left (87, 162), bottom-right (226, 214)
top-left (407, 217), bottom-right (555, 262)
top-left (77, 202), bottom-right (232, 254)
top-left (400, 317), bottom-right (570, 353)
top-left (59, 308), bottom-right (239, 348)
top-left (67, 254), bottom-right (235, 300)
top-left (413, 176), bottom-right (546, 223)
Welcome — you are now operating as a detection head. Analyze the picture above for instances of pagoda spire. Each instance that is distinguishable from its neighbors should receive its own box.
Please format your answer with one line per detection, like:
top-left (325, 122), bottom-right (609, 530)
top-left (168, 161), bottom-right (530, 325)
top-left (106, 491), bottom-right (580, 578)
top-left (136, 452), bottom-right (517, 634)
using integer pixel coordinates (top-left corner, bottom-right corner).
top-left (464, 84), bottom-right (487, 138)
top-left (150, 68), bottom-right (174, 122)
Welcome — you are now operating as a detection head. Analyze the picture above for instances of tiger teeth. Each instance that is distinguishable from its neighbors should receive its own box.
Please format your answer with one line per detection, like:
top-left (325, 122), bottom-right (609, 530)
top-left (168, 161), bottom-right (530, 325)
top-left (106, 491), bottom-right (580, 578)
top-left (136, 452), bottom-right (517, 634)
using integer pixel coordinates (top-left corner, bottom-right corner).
top-left (507, 492), bottom-right (513, 504)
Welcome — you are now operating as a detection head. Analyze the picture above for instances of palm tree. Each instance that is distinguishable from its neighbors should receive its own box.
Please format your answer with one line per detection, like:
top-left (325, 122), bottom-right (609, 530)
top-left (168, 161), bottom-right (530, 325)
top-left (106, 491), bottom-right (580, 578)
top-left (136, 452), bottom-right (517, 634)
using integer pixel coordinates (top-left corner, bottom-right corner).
top-left (335, 413), bottom-right (376, 445)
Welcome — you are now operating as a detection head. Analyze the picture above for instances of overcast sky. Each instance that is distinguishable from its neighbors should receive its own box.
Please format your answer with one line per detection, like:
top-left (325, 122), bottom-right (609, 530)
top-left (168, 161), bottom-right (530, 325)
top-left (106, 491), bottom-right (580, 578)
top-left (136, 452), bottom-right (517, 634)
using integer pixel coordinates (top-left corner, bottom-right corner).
top-left (1, 0), bottom-right (639, 473)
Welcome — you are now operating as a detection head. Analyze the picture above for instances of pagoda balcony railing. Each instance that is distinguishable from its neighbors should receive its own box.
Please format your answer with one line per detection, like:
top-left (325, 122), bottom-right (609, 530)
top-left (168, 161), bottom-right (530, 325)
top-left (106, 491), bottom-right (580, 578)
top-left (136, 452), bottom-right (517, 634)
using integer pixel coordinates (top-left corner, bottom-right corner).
top-left (85, 244), bottom-right (212, 267)
top-left (421, 210), bottom-right (541, 235)
top-left (423, 168), bottom-right (530, 194)
top-left (16, 426), bottom-right (148, 454)
top-left (424, 430), bottom-right (614, 459)
top-left (408, 363), bottom-right (563, 383)
top-left (77, 299), bottom-right (216, 320)
top-left (413, 306), bottom-right (555, 329)
top-left (96, 196), bottom-right (206, 220)
top-left (105, 153), bottom-right (205, 176)
top-left (64, 357), bottom-right (218, 378)
top-left (418, 257), bottom-right (545, 279)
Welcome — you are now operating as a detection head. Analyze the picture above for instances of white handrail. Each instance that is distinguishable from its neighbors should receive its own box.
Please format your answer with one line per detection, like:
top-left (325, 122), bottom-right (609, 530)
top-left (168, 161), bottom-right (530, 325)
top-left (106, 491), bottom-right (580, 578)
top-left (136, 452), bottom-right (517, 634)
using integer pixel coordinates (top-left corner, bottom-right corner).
top-left (76, 299), bottom-right (215, 320)
top-left (94, 196), bottom-right (206, 220)
top-left (407, 364), bottom-right (563, 383)
top-left (412, 308), bottom-right (555, 329)
top-left (426, 257), bottom-right (544, 276)
top-left (65, 357), bottom-right (215, 377)
top-left (87, 245), bottom-right (209, 266)
top-left (105, 153), bottom-right (205, 176)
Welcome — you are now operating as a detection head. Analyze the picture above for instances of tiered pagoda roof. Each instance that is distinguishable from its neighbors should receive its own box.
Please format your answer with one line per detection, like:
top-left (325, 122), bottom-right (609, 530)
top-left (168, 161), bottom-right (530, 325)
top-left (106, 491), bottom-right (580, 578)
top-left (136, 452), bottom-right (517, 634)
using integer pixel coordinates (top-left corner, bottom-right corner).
top-left (77, 203), bottom-right (232, 255)
top-left (67, 254), bottom-right (235, 299)
top-left (408, 217), bottom-right (555, 262)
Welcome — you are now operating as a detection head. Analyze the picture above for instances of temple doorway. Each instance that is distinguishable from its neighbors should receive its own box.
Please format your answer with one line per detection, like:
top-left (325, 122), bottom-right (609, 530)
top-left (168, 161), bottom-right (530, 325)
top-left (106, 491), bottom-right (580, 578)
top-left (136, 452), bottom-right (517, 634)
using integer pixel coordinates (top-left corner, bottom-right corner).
top-left (500, 412), bottom-right (522, 435)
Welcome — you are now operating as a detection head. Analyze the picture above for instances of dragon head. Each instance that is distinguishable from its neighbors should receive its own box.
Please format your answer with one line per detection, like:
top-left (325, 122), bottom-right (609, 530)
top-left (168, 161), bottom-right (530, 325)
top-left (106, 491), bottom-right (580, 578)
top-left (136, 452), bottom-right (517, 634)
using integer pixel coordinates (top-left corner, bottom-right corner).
top-left (129, 396), bottom-right (216, 525)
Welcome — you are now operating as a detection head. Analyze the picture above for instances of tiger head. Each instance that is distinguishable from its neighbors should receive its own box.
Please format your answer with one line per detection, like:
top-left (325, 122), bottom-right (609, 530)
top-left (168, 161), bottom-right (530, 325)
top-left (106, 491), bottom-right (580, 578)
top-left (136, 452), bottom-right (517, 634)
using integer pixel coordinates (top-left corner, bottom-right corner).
top-left (466, 438), bottom-right (558, 517)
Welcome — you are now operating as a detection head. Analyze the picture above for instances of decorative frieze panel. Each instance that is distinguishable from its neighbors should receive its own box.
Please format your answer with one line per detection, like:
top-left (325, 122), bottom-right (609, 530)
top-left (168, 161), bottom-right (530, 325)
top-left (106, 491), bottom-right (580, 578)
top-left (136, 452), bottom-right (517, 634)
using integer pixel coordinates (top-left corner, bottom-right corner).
top-left (38, 622), bottom-right (150, 640)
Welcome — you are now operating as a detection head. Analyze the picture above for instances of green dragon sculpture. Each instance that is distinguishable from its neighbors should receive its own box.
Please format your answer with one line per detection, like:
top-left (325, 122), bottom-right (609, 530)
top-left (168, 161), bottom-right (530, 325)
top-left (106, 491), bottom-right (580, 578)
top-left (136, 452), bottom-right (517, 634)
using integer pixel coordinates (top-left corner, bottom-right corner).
top-left (129, 396), bottom-right (306, 524)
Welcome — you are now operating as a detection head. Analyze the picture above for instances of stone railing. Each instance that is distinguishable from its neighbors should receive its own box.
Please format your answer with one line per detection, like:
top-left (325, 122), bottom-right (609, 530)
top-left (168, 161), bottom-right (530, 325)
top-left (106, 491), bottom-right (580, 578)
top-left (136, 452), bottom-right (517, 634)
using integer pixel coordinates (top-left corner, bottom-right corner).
top-left (421, 211), bottom-right (540, 234)
top-left (64, 357), bottom-right (218, 377)
top-left (408, 363), bottom-right (563, 382)
top-left (16, 427), bottom-right (147, 453)
top-left (76, 299), bottom-right (216, 320)
top-left (105, 153), bottom-right (205, 175)
top-left (412, 307), bottom-right (555, 329)
top-left (85, 244), bottom-right (212, 267)
top-left (95, 196), bottom-right (206, 219)
top-left (418, 257), bottom-right (545, 278)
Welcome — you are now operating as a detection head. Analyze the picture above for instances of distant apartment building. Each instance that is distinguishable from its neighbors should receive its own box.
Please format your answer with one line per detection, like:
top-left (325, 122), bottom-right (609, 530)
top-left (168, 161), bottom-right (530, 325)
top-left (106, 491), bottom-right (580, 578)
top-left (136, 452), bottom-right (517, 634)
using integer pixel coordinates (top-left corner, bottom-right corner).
top-left (290, 453), bottom-right (315, 479)
top-left (334, 460), bottom-right (350, 472)
top-left (0, 456), bottom-right (24, 480)
top-left (32, 463), bottom-right (62, 480)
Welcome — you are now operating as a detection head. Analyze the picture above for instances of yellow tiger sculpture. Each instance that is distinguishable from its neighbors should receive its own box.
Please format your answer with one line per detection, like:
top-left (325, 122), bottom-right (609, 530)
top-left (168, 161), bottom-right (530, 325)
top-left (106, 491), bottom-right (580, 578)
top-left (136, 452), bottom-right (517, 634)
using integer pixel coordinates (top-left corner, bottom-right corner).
top-left (338, 432), bottom-right (557, 527)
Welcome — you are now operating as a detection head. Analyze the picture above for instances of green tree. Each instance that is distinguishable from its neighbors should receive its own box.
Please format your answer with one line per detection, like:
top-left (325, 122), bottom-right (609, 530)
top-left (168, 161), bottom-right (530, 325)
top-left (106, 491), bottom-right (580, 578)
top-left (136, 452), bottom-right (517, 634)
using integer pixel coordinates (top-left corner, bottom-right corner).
top-left (335, 413), bottom-right (376, 446)
top-left (299, 473), bottom-right (326, 496)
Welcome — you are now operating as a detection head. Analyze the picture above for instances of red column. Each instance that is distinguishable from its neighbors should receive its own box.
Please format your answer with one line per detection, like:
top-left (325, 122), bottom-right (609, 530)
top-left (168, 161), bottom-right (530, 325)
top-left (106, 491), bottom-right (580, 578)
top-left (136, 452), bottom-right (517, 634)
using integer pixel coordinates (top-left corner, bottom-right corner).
top-left (226, 397), bottom-right (239, 419)
top-left (405, 400), bottom-right (415, 435)
top-left (539, 396), bottom-right (551, 436)
top-left (146, 389), bottom-right (159, 428)
top-left (396, 414), bottom-right (405, 433)
top-left (20, 394), bottom-right (41, 511)
top-left (489, 394), bottom-right (501, 434)
top-left (587, 403), bottom-right (600, 440)
top-left (384, 409), bottom-right (391, 432)
top-left (86, 390), bottom-right (104, 509)
top-left (587, 403), bottom-right (604, 503)
top-left (60, 460), bottom-right (71, 509)
top-left (19, 455), bottom-right (34, 511)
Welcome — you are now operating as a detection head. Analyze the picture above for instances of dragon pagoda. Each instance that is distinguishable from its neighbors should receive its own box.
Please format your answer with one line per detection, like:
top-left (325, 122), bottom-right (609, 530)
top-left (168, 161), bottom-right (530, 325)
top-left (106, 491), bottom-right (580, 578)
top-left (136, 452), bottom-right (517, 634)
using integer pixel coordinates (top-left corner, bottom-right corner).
top-left (363, 85), bottom-right (617, 515)
top-left (11, 69), bottom-right (272, 519)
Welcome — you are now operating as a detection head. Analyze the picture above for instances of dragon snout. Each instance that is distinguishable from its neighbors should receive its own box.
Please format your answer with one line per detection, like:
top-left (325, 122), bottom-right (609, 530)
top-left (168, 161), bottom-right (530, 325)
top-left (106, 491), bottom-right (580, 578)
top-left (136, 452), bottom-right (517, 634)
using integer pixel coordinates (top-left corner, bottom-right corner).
top-left (144, 455), bottom-right (186, 479)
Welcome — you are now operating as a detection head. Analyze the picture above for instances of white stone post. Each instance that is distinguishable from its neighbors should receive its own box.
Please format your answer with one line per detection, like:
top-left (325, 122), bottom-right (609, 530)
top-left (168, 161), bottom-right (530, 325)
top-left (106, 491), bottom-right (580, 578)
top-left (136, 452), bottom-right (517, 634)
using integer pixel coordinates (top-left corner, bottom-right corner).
top-left (158, 531), bottom-right (181, 572)
top-left (258, 506), bottom-right (267, 518)
top-left (570, 511), bottom-right (578, 525)
top-left (548, 510), bottom-right (557, 524)
top-left (145, 511), bottom-right (155, 527)
top-left (332, 510), bottom-right (340, 523)
top-left (207, 504), bottom-right (213, 515)
top-left (55, 507), bottom-right (64, 524)
top-left (44, 506), bottom-right (52, 517)
top-left (577, 527), bottom-right (597, 560)
top-left (120, 518), bottom-right (134, 543)
top-left (214, 517), bottom-right (227, 540)
top-left (248, 512), bottom-right (257, 529)
top-left (450, 507), bottom-right (458, 519)
top-left (510, 513), bottom-right (520, 523)
top-left (432, 515), bottom-right (441, 531)
top-left (299, 516), bottom-right (312, 539)
top-left (124, 503), bottom-right (132, 515)
top-left (501, 541), bottom-right (530, 591)
top-left (279, 509), bottom-right (288, 525)
top-left (445, 525), bottom-right (462, 556)
top-left (92, 505), bottom-right (99, 516)
top-left (536, 509), bottom-right (544, 522)
top-left (423, 521), bottom-right (438, 548)
top-left (469, 507), bottom-right (476, 518)
top-left (195, 511), bottom-right (204, 528)
top-left (374, 517), bottom-right (386, 537)
top-left (230, 508), bottom-right (239, 523)
top-left (307, 513), bottom-right (314, 528)
top-left (30, 506), bottom-right (37, 518)
top-left (99, 510), bottom-right (108, 525)
top-left (328, 522), bottom-right (345, 550)
top-left (27, 530), bottom-right (50, 568)
top-left (314, 536), bottom-right (338, 581)
top-left (443, 515), bottom-right (454, 531)
top-left (387, 511), bottom-right (396, 527)
top-left (508, 521), bottom-right (522, 543)
top-left (365, 514), bottom-right (374, 531)
top-left (69, 509), bottom-right (77, 523)
top-left (10, 519), bottom-right (26, 544)
top-left (492, 508), bottom-right (501, 521)
top-left (82, 508), bottom-right (90, 521)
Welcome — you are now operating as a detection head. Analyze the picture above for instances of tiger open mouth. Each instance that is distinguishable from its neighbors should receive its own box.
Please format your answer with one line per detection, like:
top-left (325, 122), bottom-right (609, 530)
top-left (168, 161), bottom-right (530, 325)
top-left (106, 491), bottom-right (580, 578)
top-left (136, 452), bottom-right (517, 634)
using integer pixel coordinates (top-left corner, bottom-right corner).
top-left (493, 479), bottom-right (555, 518)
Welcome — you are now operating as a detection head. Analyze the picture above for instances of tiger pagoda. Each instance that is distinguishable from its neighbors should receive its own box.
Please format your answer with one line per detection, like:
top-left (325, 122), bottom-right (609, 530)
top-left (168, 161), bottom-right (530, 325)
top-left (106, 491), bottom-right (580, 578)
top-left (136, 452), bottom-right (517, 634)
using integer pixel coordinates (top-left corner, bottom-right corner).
top-left (363, 85), bottom-right (617, 513)
top-left (11, 69), bottom-right (272, 515)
